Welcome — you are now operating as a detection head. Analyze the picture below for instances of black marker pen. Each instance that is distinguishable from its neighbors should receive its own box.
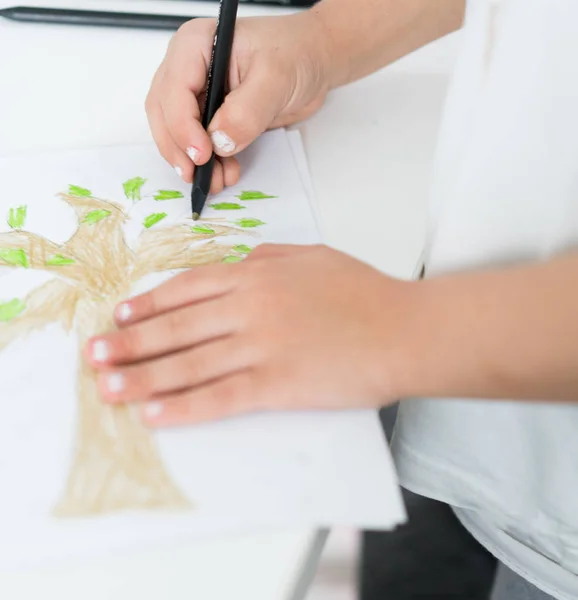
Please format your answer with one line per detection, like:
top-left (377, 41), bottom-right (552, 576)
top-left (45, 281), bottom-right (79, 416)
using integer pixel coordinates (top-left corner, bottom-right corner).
top-left (191, 0), bottom-right (239, 220)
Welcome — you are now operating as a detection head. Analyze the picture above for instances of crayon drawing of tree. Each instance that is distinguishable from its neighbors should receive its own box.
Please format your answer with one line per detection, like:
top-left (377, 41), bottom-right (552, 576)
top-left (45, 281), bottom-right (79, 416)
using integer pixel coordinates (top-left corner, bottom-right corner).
top-left (0, 180), bottom-right (271, 518)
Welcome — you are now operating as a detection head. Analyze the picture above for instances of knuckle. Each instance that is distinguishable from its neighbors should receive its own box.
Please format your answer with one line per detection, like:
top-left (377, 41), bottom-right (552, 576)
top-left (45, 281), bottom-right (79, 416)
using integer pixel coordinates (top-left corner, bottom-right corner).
top-left (247, 267), bottom-right (278, 300)
top-left (224, 160), bottom-right (241, 186)
top-left (217, 372), bottom-right (255, 414)
top-left (145, 289), bottom-right (163, 316)
top-left (145, 356), bottom-right (184, 396)
top-left (163, 309), bottom-right (185, 343)
top-left (245, 254), bottom-right (270, 275)
top-left (170, 353), bottom-right (194, 391)
top-left (131, 364), bottom-right (155, 397)
top-left (225, 103), bottom-right (261, 137)
top-left (181, 348), bottom-right (206, 388)
top-left (252, 243), bottom-right (274, 257)
top-left (116, 326), bottom-right (143, 359)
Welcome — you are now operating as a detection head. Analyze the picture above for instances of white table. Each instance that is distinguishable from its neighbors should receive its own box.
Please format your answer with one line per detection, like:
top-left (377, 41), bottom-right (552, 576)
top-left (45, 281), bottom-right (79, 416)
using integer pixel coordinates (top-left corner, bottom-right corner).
top-left (0, 1), bottom-right (458, 597)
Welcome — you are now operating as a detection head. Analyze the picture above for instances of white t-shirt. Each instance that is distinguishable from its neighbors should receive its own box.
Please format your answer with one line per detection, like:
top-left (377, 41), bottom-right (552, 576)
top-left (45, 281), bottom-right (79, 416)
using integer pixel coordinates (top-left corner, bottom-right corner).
top-left (391, 1), bottom-right (578, 599)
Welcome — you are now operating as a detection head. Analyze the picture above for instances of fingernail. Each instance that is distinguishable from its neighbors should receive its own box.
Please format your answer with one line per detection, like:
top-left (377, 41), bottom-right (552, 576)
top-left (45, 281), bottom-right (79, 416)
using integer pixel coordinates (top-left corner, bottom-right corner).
top-left (144, 401), bottom-right (164, 420)
top-left (174, 165), bottom-right (184, 179)
top-left (116, 302), bottom-right (132, 322)
top-left (106, 373), bottom-right (125, 394)
top-left (210, 131), bottom-right (235, 153)
top-left (92, 339), bottom-right (110, 363)
top-left (186, 147), bottom-right (200, 164)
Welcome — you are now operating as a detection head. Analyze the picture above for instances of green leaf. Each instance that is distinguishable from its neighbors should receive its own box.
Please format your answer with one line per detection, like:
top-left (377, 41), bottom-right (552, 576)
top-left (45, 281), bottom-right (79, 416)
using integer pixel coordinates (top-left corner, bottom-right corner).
top-left (235, 218), bottom-right (265, 228)
top-left (8, 205), bottom-right (27, 229)
top-left (210, 202), bottom-right (245, 211)
top-left (68, 185), bottom-right (92, 198)
top-left (143, 212), bottom-right (167, 229)
top-left (123, 177), bottom-right (147, 201)
top-left (0, 298), bottom-right (26, 322)
top-left (45, 254), bottom-right (76, 266)
top-left (82, 209), bottom-right (111, 225)
top-left (222, 255), bottom-right (244, 264)
top-left (233, 244), bottom-right (252, 254)
top-left (235, 191), bottom-right (276, 201)
top-left (191, 225), bottom-right (216, 234)
top-left (0, 248), bottom-right (29, 268)
top-left (154, 190), bottom-right (184, 201)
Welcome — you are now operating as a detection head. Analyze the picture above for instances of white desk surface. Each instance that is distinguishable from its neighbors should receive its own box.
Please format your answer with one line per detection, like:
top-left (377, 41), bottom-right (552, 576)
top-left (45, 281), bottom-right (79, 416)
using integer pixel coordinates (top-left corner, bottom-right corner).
top-left (0, 1), bottom-right (458, 598)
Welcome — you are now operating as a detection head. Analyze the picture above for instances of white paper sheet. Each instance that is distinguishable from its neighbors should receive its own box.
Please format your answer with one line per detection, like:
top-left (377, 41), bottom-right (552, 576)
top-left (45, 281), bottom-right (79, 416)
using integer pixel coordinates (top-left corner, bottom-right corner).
top-left (287, 129), bottom-right (324, 230)
top-left (0, 129), bottom-right (406, 569)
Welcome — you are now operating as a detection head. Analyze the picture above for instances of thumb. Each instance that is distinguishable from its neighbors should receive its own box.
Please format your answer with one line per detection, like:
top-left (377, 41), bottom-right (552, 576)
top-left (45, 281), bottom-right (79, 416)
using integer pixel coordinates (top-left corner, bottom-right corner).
top-left (207, 67), bottom-right (287, 157)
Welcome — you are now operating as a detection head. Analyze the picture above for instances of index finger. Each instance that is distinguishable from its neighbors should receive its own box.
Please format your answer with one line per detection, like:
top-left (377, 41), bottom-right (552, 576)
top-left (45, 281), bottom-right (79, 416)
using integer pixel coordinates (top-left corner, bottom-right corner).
top-left (114, 263), bottom-right (242, 326)
top-left (160, 72), bottom-right (213, 167)
top-left (161, 21), bottom-right (216, 164)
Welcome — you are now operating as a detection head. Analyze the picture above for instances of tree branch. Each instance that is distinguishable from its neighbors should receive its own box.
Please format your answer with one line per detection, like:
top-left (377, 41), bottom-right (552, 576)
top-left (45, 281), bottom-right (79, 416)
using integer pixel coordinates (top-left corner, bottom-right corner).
top-left (0, 230), bottom-right (85, 284)
top-left (0, 279), bottom-right (80, 352)
top-left (133, 223), bottom-right (252, 278)
top-left (56, 194), bottom-right (133, 272)
top-left (57, 193), bottom-right (125, 223)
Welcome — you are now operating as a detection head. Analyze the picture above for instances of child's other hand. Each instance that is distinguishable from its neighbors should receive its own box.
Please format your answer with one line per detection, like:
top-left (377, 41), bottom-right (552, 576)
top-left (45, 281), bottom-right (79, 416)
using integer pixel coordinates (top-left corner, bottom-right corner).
top-left (87, 245), bottom-right (413, 427)
top-left (146, 13), bottom-right (332, 194)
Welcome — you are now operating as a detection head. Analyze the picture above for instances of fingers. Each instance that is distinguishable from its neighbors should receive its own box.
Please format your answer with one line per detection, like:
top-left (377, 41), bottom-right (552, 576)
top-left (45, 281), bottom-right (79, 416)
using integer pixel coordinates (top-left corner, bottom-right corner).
top-left (159, 22), bottom-right (215, 164)
top-left (196, 156), bottom-right (239, 195)
top-left (141, 371), bottom-right (260, 427)
top-left (222, 156), bottom-right (241, 187)
top-left (97, 338), bottom-right (252, 404)
top-left (208, 65), bottom-right (287, 157)
top-left (86, 297), bottom-right (237, 367)
top-left (113, 264), bottom-right (241, 325)
top-left (109, 246), bottom-right (303, 329)
top-left (160, 72), bottom-right (212, 168)
top-left (107, 244), bottom-right (308, 331)
top-left (147, 67), bottom-right (241, 190)
top-left (210, 159), bottom-right (224, 195)
top-left (146, 66), bottom-right (194, 182)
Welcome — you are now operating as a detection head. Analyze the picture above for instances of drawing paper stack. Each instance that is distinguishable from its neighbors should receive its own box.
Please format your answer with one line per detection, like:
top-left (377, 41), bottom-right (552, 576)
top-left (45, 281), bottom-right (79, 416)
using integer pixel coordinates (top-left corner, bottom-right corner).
top-left (0, 129), bottom-right (406, 569)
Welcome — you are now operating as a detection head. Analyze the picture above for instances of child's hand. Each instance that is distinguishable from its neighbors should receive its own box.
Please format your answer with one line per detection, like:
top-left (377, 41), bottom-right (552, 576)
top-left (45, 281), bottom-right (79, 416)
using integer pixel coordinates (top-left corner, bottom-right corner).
top-left (87, 245), bottom-right (412, 426)
top-left (146, 13), bottom-right (332, 193)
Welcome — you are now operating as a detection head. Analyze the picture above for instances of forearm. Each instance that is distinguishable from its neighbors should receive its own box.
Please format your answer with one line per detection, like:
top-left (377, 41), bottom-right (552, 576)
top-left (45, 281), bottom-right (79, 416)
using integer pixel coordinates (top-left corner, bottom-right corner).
top-left (394, 252), bottom-right (578, 402)
top-left (312, 0), bottom-right (465, 88)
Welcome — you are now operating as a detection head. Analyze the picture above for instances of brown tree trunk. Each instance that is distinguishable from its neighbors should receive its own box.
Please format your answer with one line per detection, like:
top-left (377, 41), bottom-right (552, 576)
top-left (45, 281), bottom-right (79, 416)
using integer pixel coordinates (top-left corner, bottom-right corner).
top-left (52, 297), bottom-right (190, 517)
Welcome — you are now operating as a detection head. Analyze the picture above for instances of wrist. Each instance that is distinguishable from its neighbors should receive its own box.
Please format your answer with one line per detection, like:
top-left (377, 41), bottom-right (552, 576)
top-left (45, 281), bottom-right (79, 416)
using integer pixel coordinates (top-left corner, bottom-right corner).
top-left (381, 274), bottom-right (469, 403)
top-left (387, 269), bottom-right (511, 402)
top-left (307, 3), bottom-right (350, 90)
top-left (363, 277), bottom-right (429, 404)
top-left (373, 278), bottom-right (428, 403)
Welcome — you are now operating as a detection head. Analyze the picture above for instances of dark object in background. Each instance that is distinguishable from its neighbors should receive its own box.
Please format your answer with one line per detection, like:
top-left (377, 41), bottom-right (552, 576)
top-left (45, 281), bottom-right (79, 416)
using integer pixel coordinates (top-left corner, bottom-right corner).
top-left (214, 0), bottom-right (316, 5)
top-left (0, 6), bottom-right (193, 29)
top-left (0, 0), bottom-right (317, 33)
top-left (359, 405), bottom-right (498, 600)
